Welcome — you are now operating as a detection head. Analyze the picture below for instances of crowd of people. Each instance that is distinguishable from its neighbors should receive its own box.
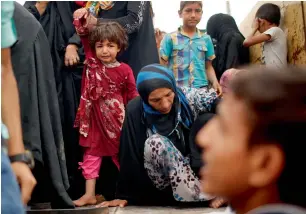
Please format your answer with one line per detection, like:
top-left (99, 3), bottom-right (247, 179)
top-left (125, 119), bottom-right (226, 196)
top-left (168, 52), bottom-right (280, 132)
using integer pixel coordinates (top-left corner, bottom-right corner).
top-left (1, 1), bottom-right (306, 214)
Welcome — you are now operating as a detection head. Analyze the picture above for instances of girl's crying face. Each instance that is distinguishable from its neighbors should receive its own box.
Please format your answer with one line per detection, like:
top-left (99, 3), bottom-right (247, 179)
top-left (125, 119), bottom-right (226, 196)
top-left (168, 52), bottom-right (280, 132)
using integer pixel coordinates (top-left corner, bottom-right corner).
top-left (95, 40), bottom-right (120, 64)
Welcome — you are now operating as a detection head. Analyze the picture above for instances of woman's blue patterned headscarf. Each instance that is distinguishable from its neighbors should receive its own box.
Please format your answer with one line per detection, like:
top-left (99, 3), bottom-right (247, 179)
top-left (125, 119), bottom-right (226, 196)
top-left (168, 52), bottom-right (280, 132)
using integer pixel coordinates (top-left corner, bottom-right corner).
top-left (136, 64), bottom-right (193, 129)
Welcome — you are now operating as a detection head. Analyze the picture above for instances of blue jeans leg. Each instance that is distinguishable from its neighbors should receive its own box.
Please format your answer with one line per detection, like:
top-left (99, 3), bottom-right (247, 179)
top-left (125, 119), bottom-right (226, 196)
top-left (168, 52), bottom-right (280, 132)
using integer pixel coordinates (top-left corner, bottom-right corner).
top-left (1, 150), bottom-right (25, 214)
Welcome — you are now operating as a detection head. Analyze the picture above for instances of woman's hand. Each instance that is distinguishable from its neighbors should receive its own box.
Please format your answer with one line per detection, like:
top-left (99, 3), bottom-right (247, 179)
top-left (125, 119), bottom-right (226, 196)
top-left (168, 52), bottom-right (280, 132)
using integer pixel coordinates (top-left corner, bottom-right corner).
top-left (35, 1), bottom-right (49, 15)
top-left (96, 199), bottom-right (128, 208)
top-left (65, 44), bottom-right (79, 66)
top-left (73, 8), bottom-right (97, 34)
top-left (73, 8), bottom-right (89, 19)
top-left (86, 13), bottom-right (98, 31)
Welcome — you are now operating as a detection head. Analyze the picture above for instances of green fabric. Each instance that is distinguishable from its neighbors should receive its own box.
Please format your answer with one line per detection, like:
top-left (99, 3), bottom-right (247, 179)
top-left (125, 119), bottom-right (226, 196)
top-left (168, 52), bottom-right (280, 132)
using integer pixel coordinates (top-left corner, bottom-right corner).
top-left (1, 1), bottom-right (17, 140)
top-left (1, 1), bottom-right (17, 48)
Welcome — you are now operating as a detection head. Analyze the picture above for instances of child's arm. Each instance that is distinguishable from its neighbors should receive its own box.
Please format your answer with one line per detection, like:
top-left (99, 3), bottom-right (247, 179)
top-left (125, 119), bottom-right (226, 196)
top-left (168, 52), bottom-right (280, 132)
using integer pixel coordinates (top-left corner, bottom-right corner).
top-left (73, 16), bottom-right (94, 59)
top-left (205, 36), bottom-right (222, 96)
top-left (206, 61), bottom-right (222, 96)
top-left (159, 34), bottom-right (173, 66)
top-left (243, 19), bottom-right (271, 47)
top-left (124, 66), bottom-right (139, 105)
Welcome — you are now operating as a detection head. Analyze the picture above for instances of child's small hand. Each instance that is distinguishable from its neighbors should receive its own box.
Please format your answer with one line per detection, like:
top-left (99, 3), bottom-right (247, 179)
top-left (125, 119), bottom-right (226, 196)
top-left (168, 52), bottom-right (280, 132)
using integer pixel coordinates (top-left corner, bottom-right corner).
top-left (212, 81), bottom-right (222, 97)
top-left (155, 28), bottom-right (164, 48)
top-left (252, 18), bottom-right (260, 30)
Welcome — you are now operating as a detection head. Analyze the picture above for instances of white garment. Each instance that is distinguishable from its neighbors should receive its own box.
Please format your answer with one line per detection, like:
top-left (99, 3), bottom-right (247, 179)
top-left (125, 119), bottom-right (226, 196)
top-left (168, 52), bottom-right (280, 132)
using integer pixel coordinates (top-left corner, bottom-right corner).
top-left (262, 27), bottom-right (287, 69)
top-left (208, 206), bottom-right (235, 214)
top-left (247, 204), bottom-right (306, 214)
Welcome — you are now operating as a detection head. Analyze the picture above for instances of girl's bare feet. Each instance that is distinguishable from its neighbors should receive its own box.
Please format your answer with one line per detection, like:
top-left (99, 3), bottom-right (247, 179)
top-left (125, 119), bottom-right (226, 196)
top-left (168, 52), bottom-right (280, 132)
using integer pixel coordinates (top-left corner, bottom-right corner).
top-left (210, 197), bottom-right (227, 208)
top-left (73, 194), bottom-right (97, 207)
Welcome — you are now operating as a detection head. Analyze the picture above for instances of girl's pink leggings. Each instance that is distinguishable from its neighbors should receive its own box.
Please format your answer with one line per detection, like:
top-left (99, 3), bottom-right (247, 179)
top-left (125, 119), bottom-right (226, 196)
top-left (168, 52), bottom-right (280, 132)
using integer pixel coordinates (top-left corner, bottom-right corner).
top-left (78, 150), bottom-right (120, 180)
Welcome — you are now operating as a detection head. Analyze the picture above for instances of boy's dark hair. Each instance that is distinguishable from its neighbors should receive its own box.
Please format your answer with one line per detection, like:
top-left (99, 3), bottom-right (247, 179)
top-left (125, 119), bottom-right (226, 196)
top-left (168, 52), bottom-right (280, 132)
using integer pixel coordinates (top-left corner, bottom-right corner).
top-left (179, 1), bottom-right (202, 12)
top-left (255, 3), bottom-right (281, 26)
top-left (89, 21), bottom-right (128, 54)
top-left (230, 66), bottom-right (306, 208)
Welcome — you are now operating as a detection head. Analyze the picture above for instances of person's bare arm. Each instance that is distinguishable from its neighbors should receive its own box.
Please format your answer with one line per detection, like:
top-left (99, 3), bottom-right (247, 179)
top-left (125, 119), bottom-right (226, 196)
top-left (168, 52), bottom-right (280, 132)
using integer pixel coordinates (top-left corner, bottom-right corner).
top-left (1, 48), bottom-right (24, 156)
top-left (2, 2), bottom-right (36, 204)
top-left (1, 48), bottom-right (37, 204)
top-left (243, 18), bottom-right (271, 47)
top-left (206, 61), bottom-right (222, 96)
top-left (243, 31), bottom-right (271, 47)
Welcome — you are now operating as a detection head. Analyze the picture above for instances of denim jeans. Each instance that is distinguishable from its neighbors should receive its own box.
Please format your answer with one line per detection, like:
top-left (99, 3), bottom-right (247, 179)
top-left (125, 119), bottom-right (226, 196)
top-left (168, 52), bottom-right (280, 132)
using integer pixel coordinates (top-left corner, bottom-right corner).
top-left (1, 150), bottom-right (24, 214)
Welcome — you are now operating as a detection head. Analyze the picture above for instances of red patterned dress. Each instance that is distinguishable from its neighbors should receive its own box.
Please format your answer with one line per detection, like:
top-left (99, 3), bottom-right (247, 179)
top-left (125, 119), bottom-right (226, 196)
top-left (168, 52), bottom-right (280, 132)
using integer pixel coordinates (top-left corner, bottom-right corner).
top-left (74, 35), bottom-right (138, 159)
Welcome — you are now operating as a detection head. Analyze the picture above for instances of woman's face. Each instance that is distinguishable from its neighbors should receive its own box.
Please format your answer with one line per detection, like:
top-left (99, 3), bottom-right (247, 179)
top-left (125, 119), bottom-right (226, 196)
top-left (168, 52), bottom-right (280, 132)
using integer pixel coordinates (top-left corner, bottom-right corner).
top-left (148, 88), bottom-right (175, 114)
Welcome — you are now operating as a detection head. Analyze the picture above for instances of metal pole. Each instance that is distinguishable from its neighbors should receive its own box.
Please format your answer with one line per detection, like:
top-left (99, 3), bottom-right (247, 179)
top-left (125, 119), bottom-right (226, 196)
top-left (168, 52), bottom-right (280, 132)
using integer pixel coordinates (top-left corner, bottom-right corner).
top-left (226, 1), bottom-right (231, 15)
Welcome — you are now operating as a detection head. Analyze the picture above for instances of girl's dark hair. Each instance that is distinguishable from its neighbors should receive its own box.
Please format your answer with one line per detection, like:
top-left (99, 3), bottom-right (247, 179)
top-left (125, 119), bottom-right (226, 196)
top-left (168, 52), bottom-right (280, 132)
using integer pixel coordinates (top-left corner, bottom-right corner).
top-left (230, 66), bottom-right (306, 208)
top-left (179, 1), bottom-right (202, 12)
top-left (255, 3), bottom-right (281, 26)
top-left (89, 21), bottom-right (128, 54)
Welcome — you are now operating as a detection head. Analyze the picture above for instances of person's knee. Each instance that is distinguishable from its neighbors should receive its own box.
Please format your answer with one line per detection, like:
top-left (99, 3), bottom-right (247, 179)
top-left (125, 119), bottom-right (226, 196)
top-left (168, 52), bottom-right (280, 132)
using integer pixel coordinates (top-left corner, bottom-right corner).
top-left (144, 134), bottom-right (168, 157)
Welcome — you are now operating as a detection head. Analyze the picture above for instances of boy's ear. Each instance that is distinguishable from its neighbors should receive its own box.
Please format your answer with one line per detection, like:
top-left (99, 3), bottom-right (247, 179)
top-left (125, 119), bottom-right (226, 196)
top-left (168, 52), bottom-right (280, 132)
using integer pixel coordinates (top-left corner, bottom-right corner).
top-left (178, 10), bottom-right (182, 18)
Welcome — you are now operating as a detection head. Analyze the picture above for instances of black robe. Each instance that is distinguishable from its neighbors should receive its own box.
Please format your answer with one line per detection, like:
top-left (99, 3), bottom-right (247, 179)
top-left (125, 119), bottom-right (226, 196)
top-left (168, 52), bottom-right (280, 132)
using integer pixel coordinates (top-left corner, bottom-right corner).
top-left (11, 2), bottom-right (74, 208)
top-left (70, 1), bottom-right (159, 77)
top-left (24, 1), bottom-right (84, 125)
top-left (24, 1), bottom-right (85, 199)
top-left (116, 97), bottom-right (213, 205)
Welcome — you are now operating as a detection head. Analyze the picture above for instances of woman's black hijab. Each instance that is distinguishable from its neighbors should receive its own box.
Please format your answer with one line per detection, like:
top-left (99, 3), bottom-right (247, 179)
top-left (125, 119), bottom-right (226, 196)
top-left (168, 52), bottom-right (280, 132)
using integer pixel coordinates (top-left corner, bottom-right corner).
top-left (207, 13), bottom-right (242, 40)
top-left (207, 13), bottom-right (249, 80)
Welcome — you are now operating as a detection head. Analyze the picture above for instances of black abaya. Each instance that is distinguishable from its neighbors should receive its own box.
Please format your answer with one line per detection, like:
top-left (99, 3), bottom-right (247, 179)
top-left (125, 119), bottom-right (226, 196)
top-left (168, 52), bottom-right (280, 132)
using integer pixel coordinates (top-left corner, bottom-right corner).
top-left (24, 1), bottom-right (84, 125)
top-left (207, 13), bottom-right (250, 80)
top-left (11, 2), bottom-right (74, 208)
top-left (24, 2), bottom-right (86, 199)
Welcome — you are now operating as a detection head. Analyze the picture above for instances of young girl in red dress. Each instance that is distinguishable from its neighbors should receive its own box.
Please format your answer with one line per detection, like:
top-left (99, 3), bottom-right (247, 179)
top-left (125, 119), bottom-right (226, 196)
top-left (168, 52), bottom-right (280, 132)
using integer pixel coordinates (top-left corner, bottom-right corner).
top-left (72, 11), bottom-right (138, 206)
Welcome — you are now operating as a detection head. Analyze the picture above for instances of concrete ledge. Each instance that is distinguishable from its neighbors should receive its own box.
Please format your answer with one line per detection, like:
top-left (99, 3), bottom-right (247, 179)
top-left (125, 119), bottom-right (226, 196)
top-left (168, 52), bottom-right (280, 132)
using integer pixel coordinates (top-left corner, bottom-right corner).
top-left (27, 207), bottom-right (109, 214)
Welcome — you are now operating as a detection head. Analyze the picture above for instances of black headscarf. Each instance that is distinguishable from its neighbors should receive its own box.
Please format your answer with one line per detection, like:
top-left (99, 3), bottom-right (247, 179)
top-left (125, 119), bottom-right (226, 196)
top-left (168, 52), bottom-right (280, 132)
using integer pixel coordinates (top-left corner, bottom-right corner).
top-left (207, 13), bottom-right (242, 40)
top-left (207, 13), bottom-right (249, 80)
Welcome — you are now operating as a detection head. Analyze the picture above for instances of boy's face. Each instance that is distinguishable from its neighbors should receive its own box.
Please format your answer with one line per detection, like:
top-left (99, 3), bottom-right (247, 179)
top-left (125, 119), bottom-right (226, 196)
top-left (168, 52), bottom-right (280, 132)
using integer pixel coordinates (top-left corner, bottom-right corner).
top-left (196, 92), bottom-right (284, 200)
top-left (179, 3), bottom-right (203, 29)
top-left (253, 17), bottom-right (267, 33)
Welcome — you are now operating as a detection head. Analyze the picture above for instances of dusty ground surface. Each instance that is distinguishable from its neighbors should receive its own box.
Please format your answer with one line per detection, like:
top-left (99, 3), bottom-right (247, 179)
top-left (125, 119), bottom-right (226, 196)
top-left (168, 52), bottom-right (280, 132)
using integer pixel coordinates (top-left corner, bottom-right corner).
top-left (108, 206), bottom-right (226, 214)
top-left (27, 206), bottom-right (227, 214)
